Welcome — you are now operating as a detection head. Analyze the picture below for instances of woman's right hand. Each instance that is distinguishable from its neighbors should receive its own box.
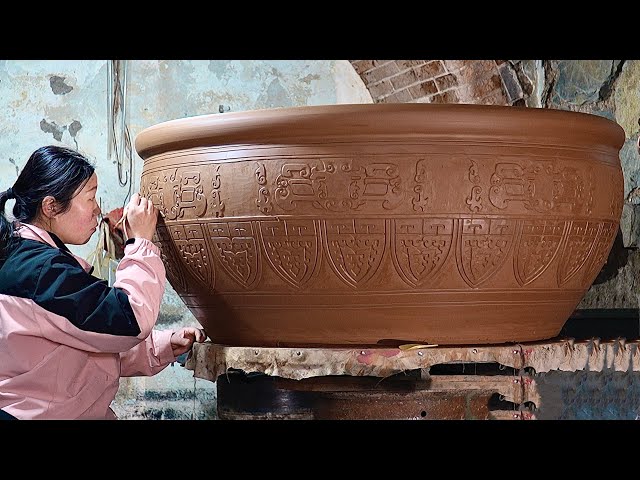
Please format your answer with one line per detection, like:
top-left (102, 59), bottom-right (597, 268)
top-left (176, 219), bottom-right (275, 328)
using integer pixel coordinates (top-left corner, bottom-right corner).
top-left (123, 193), bottom-right (159, 241)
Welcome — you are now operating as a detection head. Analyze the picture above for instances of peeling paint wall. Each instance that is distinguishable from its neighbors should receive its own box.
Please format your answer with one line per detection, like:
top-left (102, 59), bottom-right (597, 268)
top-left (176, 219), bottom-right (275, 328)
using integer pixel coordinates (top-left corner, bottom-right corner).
top-left (0, 60), bottom-right (372, 419)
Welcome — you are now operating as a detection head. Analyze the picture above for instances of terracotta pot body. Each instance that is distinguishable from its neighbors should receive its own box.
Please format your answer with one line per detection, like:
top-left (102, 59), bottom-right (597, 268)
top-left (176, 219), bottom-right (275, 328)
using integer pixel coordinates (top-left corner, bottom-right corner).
top-left (135, 104), bottom-right (625, 347)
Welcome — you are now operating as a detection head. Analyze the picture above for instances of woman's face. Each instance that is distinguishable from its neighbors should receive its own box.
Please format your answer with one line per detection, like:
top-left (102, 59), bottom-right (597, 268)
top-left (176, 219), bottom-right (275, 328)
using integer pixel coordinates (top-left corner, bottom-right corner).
top-left (52, 172), bottom-right (101, 245)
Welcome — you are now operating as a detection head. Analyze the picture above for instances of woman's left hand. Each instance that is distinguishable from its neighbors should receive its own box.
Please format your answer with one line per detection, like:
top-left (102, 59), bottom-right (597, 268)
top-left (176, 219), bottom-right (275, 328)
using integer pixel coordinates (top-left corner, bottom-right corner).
top-left (170, 327), bottom-right (207, 357)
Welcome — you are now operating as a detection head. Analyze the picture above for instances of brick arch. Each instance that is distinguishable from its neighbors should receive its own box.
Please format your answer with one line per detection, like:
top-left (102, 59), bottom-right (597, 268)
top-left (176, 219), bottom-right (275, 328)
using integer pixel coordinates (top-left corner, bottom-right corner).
top-left (349, 60), bottom-right (527, 105)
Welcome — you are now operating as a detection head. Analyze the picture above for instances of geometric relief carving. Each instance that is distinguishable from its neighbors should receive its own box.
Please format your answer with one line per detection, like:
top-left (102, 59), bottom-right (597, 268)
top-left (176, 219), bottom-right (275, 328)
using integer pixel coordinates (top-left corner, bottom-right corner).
top-left (141, 169), bottom-right (207, 220)
top-left (274, 161), bottom-right (403, 212)
top-left (489, 161), bottom-right (588, 214)
top-left (466, 159), bottom-right (482, 213)
top-left (211, 164), bottom-right (225, 218)
top-left (557, 220), bottom-right (599, 286)
top-left (412, 158), bottom-right (432, 212)
top-left (208, 221), bottom-right (260, 289)
top-left (259, 219), bottom-right (321, 289)
top-left (255, 162), bottom-right (273, 214)
top-left (583, 221), bottom-right (617, 284)
top-left (456, 218), bottom-right (516, 287)
top-left (584, 168), bottom-right (595, 216)
top-left (323, 218), bottom-right (386, 288)
top-left (140, 174), bottom-right (162, 209)
top-left (514, 219), bottom-right (567, 286)
top-left (167, 223), bottom-right (215, 290)
top-left (392, 218), bottom-right (454, 287)
top-left (152, 225), bottom-right (189, 294)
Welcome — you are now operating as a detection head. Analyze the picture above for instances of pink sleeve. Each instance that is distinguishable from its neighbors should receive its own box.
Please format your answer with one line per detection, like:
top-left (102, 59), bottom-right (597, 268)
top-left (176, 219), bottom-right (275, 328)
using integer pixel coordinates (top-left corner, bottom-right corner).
top-left (113, 238), bottom-right (166, 341)
top-left (27, 236), bottom-right (167, 355)
top-left (119, 328), bottom-right (176, 376)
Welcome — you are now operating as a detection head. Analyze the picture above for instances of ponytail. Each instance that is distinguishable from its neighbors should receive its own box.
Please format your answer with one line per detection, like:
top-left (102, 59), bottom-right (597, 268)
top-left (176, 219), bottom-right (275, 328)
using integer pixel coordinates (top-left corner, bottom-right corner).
top-left (0, 145), bottom-right (94, 262)
top-left (0, 187), bottom-right (16, 260)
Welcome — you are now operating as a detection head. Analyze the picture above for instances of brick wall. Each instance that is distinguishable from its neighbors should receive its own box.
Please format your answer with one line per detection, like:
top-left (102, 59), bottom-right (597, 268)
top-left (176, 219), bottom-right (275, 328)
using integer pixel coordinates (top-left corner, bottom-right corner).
top-left (349, 60), bottom-right (530, 105)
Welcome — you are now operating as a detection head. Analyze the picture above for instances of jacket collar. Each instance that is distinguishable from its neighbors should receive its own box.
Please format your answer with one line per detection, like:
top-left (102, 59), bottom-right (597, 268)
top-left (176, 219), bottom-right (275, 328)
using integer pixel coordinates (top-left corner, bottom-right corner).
top-left (15, 222), bottom-right (93, 273)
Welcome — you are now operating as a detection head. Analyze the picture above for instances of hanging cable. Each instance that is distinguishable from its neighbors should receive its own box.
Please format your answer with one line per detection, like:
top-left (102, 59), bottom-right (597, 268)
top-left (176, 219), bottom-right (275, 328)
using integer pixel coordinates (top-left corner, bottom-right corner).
top-left (107, 60), bottom-right (134, 207)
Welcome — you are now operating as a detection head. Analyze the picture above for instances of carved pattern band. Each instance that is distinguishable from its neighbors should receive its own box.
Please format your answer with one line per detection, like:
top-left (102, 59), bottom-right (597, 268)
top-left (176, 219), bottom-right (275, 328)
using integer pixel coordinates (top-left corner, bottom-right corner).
top-left (140, 154), bottom-right (620, 220)
top-left (151, 217), bottom-right (617, 294)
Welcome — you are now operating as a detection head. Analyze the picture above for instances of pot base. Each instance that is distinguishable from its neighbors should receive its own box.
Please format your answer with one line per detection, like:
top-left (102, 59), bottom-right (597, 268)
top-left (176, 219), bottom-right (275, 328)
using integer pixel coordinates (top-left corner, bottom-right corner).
top-left (185, 292), bottom-right (577, 347)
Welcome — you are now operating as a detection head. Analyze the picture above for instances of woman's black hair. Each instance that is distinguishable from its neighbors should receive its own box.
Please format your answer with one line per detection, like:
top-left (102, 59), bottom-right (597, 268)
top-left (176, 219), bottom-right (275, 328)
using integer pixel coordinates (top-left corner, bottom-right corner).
top-left (0, 145), bottom-right (95, 259)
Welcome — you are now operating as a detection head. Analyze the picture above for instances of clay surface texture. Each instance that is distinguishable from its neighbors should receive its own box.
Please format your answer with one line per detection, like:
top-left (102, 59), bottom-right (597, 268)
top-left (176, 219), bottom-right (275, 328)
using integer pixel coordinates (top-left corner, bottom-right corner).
top-left (135, 104), bottom-right (625, 347)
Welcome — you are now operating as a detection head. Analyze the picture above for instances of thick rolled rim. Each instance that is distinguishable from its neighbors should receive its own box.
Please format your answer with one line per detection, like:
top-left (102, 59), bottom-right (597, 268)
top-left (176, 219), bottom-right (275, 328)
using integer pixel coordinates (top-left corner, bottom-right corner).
top-left (134, 103), bottom-right (626, 160)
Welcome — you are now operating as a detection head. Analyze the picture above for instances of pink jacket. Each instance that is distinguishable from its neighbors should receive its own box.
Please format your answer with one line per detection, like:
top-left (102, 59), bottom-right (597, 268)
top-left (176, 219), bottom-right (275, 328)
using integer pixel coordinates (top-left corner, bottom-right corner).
top-left (0, 223), bottom-right (174, 419)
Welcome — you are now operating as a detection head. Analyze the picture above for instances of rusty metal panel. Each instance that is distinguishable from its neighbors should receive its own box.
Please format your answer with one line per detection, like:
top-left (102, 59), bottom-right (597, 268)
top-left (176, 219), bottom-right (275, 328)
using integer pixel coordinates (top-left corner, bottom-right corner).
top-left (186, 342), bottom-right (524, 382)
top-left (216, 372), bottom-right (503, 420)
top-left (186, 340), bottom-right (640, 384)
top-left (427, 375), bottom-right (538, 405)
top-left (186, 340), bottom-right (640, 420)
top-left (489, 410), bottom-right (536, 420)
top-left (313, 390), bottom-right (495, 420)
top-left (213, 370), bottom-right (540, 420)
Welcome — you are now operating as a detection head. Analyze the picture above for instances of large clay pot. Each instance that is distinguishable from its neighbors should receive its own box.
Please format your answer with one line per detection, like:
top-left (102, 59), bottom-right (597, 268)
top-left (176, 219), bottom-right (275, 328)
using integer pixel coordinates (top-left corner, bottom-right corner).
top-left (135, 104), bottom-right (625, 347)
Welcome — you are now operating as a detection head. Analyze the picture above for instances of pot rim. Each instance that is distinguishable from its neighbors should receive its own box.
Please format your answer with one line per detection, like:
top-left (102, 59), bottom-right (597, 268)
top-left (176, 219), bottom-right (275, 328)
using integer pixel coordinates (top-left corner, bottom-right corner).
top-left (134, 103), bottom-right (626, 160)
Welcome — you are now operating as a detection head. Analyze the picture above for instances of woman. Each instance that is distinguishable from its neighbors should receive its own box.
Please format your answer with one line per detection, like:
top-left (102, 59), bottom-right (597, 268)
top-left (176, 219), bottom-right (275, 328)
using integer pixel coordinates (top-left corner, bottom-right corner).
top-left (0, 145), bottom-right (205, 419)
